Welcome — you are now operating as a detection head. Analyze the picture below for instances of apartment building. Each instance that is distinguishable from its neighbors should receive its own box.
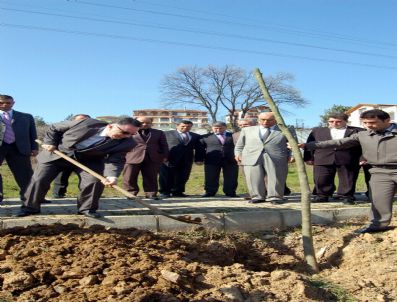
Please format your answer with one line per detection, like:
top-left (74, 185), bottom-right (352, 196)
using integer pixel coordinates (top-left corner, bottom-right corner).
top-left (133, 109), bottom-right (209, 132)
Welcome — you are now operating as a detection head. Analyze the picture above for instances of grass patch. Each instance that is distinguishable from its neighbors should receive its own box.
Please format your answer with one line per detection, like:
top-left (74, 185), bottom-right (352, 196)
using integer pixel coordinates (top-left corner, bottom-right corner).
top-left (309, 278), bottom-right (357, 302)
top-left (0, 162), bottom-right (368, 198)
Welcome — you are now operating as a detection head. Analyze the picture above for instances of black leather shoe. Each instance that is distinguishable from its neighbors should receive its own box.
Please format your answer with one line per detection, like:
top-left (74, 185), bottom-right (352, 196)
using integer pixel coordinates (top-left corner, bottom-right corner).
top-left (225, 194), bottom-right (239, 198)
top-left (201, 193), bottom-right (215, 198)
top-left (312, 196), bottom-right (329, 203)
top-left (78, 211), bottom-right (102, 219)
top-left (40, 199), bottom-right (52, 204)
top-left (159, 193), bottom-right (171, 199)
top-left (354, 225), bottom-right (392, 234)
top-left (172, 193), bottom-right (188, 197)
top-left (146, 196), bottom-right (160, 200)
top-left (341, 198), bottom-right (356, 205)
top-left (14, 209), bottom-right (41, 217)
top-left (249, 198), bottom-right (266, 204)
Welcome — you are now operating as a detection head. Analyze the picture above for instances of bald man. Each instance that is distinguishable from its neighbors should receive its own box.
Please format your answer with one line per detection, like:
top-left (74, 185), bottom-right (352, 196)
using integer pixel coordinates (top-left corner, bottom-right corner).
top-left (123, 117), bottom-right (169, 199)
top-left (235, 112), bottom-right (294, 204)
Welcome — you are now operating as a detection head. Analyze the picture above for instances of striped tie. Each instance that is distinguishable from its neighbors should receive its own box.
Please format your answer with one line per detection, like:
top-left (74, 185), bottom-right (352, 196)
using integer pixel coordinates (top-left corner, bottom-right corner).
top-left (2, 112), bottom-right (15, 144)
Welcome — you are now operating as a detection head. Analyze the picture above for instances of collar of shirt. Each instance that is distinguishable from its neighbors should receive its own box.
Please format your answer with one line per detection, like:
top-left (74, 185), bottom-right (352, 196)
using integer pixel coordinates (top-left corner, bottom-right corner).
top-left (75, 127), bottom-right (107, 149)
top-left (0, 110), bottom-right (13, 119)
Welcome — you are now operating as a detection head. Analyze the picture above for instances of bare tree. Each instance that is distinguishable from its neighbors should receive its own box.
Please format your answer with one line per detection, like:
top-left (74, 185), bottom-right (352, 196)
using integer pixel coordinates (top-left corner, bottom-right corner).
top-left (161, 65), bottom-right (308, 130)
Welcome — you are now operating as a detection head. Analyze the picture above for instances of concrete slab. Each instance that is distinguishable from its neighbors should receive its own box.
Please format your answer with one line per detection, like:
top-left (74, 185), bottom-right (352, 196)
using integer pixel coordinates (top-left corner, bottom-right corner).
top-left (1, 193), bottom-right (396, 232)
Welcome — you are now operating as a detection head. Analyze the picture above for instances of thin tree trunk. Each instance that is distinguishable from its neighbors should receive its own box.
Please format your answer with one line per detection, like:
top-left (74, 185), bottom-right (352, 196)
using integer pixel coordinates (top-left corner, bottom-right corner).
top-left (254, 68), bottom-right (319, 273)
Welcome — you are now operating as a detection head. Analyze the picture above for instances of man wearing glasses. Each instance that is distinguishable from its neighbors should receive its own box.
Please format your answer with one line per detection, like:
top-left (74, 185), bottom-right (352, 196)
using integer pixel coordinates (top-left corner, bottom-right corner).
top-left (16, 117), bottom-right (141, 218)
top-left (304, 112), bottom-right (364, 204)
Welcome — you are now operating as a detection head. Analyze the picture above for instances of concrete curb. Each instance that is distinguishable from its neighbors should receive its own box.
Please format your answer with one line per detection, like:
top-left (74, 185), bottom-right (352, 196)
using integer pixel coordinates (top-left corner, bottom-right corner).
top-left (1, 206), bottom-right (391, 232)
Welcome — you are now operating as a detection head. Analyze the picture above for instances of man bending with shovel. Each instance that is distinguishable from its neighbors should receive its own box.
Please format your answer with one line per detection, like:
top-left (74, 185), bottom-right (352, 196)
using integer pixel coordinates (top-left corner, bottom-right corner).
top-left (16, 117), bottom-right (141, 218)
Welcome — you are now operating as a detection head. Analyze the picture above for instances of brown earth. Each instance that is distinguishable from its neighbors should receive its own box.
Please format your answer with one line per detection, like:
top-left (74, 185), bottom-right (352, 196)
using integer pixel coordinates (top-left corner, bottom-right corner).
top-left (0, 218), bottom-right (396, 302)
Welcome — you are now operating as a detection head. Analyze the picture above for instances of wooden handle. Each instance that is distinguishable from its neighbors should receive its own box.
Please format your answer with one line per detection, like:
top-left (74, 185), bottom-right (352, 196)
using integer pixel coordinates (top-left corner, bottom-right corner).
top-left (35, 140), bottom-right (201, 225)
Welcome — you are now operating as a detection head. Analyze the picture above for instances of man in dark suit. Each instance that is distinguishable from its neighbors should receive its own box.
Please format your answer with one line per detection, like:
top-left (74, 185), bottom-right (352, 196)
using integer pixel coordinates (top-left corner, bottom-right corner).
top-left (159, 120), bottom-right (203, 198)
top-left (16, 117), bottom-right (141, 217)
top-left (123, 116), bottom-right (169, 199)
top-left (304, 112), bottom-right (364, 204)
top-left (0, 94), bottom-right (38, 203)
top-left (200, 122), bottom-right (238, 197)
top-left (52, 114), bottom-right (91, 198)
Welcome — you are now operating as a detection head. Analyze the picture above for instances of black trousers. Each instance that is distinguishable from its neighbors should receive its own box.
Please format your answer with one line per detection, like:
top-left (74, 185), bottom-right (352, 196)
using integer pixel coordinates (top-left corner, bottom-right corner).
top-left (0, 143), bottom-right (33, 199)
top-left (159, 162), bottom-right (193, 195)
top-left (204, 162), bottom-right (238, 195)
top-left (23, 158), bottom-right (105, 213)
top-left (313, 163), bottom-right (360, 197)
top-left (52, 168), bottom-right (74, 197)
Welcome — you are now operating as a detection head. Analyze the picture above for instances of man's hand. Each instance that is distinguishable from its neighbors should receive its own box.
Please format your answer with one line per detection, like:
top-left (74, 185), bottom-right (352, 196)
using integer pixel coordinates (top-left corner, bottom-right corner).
top-left (31, 150), bottom-right (39, 157)
top-left (305, 160), bottom-right (314, 165)
top-left (42, 144), bottom-right (57, 152)
top-left (297, 143), bottom-right (306, 149)
top-left (102, 176), bottom-right (117, 187)
top-left (359, 160), bottom-right (368, 166)
top-left (235, 155), bottom-right (242, 164)
top-left (288, 157), bottom-right (295, 164)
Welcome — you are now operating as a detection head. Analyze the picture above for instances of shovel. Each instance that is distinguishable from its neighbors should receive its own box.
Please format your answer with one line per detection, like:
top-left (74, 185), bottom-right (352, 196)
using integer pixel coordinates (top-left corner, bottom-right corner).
top-left (35, 140), bottom-right (202, 225)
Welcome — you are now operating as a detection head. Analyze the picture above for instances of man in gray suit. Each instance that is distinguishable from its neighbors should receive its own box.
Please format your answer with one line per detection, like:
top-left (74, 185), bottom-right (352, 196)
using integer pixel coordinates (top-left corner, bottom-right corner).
top-left (235, 112), bottom-right (294, 204)
top-left (0, 94), bottom-right (38, 203)
top-left (16, 117), bottom-right (141, 218)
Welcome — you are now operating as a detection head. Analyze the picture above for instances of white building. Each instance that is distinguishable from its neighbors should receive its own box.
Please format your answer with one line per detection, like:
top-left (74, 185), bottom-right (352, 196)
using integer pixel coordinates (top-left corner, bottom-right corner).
top-left (346, 104), bottom-right (397, 127)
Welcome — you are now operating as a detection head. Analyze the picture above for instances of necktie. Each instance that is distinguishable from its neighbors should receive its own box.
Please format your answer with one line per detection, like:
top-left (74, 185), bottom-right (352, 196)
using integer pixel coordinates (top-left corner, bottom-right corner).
top-left (262, 128), bottom-right (271, 142)
top-left (217, 133), bottom-right (225, 145)
top-left (2, 112), bottom-right (15, 144)
top-left (182, 133), bottom-right (189, 144)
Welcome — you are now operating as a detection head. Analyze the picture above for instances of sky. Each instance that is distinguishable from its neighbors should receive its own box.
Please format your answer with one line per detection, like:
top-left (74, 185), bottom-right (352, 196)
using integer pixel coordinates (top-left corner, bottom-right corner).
top-left (1, 0), bottom-right (397, 128)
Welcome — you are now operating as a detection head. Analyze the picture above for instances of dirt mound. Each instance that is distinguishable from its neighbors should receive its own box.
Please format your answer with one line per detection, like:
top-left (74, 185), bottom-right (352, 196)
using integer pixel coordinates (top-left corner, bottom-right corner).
top-left (0, 221), bottom-right (396, 302)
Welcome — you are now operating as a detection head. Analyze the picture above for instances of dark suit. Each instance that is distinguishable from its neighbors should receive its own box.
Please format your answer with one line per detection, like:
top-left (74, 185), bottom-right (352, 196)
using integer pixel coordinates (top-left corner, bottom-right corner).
top-left (304, 126), bottom-right (364, 198)
top-left (22, 118), bottom-right (136, 213)
top-left (159, 130), bottom-right (203, 196)
top-left (0, 110), bottom-right (38, 200)
top-left (123, 128), bottom-right (169, 197)
top-left (200, 132), bottom-right (238, 196)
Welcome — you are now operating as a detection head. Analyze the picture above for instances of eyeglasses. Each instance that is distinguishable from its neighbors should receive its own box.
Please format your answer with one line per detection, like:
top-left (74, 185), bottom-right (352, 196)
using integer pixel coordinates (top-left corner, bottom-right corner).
top-left (115, 125), bottom-right (132, 135)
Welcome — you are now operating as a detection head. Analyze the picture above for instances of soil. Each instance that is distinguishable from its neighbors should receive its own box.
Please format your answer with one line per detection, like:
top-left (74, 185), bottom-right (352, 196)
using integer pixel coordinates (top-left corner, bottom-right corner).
top-left (0, 218), bottom-right (396, 302)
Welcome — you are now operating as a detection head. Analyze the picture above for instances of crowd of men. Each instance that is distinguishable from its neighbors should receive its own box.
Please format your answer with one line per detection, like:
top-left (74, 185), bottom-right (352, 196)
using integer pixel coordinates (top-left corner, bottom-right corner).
top-left (1, 93), bottom-right (396, 233)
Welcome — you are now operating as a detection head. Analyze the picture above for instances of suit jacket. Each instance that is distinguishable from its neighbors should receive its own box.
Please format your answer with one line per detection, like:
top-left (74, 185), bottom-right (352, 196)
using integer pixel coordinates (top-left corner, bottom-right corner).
top-left (200, 132), bottom-right (237, 165)
top-left (234, 125), bottom-right (290, 166)
top-left (37, 118), bottom-right (136, 177)
top-left (0, 110), bottom-right (38, 155)
top-left (125, 128), bottom-right (169, 164)
top-left (303, 126), bottom-right (364, 165)
top-left (232, 131), bottom-right (241, 144)
top-left (164, 130), bottom-right (203, 166)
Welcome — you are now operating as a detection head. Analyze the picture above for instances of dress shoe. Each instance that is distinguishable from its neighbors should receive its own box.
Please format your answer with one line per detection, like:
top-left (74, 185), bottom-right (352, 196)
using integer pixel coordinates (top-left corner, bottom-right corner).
top-left (312, 196), bottom-right (329, 203)
top-left (146, 196), bottom-right (160, 200)
top-left (78, 211), bottom-right (102, 219)
top-left (225, 194), bottom-right (239, 198)
top-left (14, 209), bottom-right (41, 217)
top-left (266, 197), bottom-right (285, 205)
top-left (354, 225), bottom-right (392, 234)
top-left (248, 198), bottom-right (266, 204)
top-left (244, 196), bottom-right (252, 200)
top-left (201, 193), bottom-right (215, 198)
top-left (159, 193), bottom-right (171, 199)
top-left (172, 193), bottom-right (188, 197)
top-left (341, 198), bottom-right (356, 205)
top-left (40, 199), bottom-right (52, 204)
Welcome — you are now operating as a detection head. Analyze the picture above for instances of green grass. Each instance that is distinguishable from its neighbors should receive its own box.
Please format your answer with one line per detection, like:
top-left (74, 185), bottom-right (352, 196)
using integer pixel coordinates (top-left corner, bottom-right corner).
top-left (309, 278), bottom-right (357, 302)
top-left (0, 163), bottom-right (368, 198)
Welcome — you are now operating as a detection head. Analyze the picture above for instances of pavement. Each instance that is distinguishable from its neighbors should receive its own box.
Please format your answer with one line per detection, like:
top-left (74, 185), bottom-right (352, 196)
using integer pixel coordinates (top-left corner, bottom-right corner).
top-left (2, 192), bottom-right (396, 232)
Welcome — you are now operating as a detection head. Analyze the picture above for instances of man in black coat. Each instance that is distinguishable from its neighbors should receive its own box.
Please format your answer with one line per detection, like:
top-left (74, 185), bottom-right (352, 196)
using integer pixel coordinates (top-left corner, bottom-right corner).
top-left (159, 120), bottom-right (203, 198)
top-left (200, 122), bottom-right (238, 197)
top-left (0, 94), bottom-right (38, 203)
top-left (304, 112), bottom-right (364, 204)
top-left (16, 117), bottom-right (141, 217)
